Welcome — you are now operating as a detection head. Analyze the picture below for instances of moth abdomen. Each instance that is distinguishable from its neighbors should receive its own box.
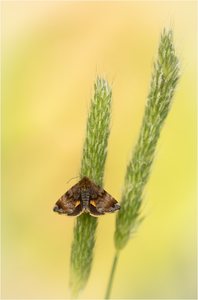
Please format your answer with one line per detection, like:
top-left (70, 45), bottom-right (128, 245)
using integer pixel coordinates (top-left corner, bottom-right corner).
top-left (53, 176), bottom-right (120, 217)
top-left (81, 189), bottom-right (90, 209)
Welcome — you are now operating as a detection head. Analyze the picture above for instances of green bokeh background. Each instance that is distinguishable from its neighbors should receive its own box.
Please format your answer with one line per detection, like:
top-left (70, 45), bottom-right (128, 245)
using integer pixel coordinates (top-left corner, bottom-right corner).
top-left (2, 1), bottom-right (196, 299)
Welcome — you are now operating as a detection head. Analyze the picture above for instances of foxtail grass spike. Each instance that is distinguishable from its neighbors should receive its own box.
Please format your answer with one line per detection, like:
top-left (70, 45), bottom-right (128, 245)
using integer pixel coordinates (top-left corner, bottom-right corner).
top-left (114, 29), bottom-right (180, 250)
top-left (70, 77), bottom-right (112, 297)
top-left (105, 29), bottom-right (180, 299)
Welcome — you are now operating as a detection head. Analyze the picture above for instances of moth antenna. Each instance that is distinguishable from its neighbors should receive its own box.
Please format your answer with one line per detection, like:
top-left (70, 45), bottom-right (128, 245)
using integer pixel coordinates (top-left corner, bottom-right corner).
top-left (66, 176), bottom-right (80, 184)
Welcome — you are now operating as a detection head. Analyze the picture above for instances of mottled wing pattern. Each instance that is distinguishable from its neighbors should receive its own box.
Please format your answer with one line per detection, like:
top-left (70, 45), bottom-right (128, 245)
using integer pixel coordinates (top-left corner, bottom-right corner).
top-left (88, 184), bottom-right (120, 216)
top-left (53, 176), bottom-right (121, 217)
top-left (53, 182), bottom-right (82, 216)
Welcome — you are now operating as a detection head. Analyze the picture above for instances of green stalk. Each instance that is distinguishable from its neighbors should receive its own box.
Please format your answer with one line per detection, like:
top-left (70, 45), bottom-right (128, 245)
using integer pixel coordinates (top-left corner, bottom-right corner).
top-left (105, 29), bottom-right (180, 298)
top-left (70, 77), bottom-right (112, 298)
top-left (104, 251), bottom-right (120, 299)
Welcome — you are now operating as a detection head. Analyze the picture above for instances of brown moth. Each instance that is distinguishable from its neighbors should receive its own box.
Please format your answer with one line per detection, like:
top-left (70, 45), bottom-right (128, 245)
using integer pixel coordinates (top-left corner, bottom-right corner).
top-left (53, 176), bottom-right (120, 217)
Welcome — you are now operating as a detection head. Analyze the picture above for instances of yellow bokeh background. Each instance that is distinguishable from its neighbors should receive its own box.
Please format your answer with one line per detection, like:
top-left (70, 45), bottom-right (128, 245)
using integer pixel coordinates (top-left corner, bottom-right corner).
top-left (2, 1), bottom-right (196, 299)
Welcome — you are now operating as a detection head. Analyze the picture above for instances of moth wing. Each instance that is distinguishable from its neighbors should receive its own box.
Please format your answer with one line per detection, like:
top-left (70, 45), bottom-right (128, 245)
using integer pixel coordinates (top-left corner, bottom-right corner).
top-left (89, 189), bottom-right (120, 216)
top-left (53, 183), bottom-right (82, 216)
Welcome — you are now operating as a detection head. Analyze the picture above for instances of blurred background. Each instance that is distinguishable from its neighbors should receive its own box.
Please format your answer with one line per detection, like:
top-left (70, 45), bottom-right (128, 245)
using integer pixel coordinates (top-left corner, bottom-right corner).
top-left (1, 1), bottom-right (196, 299)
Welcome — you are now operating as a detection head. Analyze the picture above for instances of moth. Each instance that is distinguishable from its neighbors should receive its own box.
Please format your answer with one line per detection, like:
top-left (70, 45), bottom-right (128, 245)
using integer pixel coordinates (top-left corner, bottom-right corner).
top-left (53, 176), bottom-right (120, 217)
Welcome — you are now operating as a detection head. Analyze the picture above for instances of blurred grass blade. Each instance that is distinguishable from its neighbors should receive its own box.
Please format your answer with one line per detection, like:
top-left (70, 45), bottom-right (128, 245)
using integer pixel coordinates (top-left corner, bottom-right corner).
top-left (105, 29), bottom-right (180, 299)
top-left (115, 28), bottom-right (180, 250)
top-left (70, 77), bottom-right (112, 297)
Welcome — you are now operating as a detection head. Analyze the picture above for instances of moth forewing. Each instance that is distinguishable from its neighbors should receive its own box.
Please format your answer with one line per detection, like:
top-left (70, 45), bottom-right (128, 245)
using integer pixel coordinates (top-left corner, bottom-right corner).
top-left (53, 176), bottom-right (120, 217)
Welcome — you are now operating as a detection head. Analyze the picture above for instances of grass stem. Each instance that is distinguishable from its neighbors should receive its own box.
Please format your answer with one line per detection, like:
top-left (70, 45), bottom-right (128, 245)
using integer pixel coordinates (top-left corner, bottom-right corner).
top-left (105, 251), bottom-right (120, 299)
top-left (111, 28), bottom-right (180, 297)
